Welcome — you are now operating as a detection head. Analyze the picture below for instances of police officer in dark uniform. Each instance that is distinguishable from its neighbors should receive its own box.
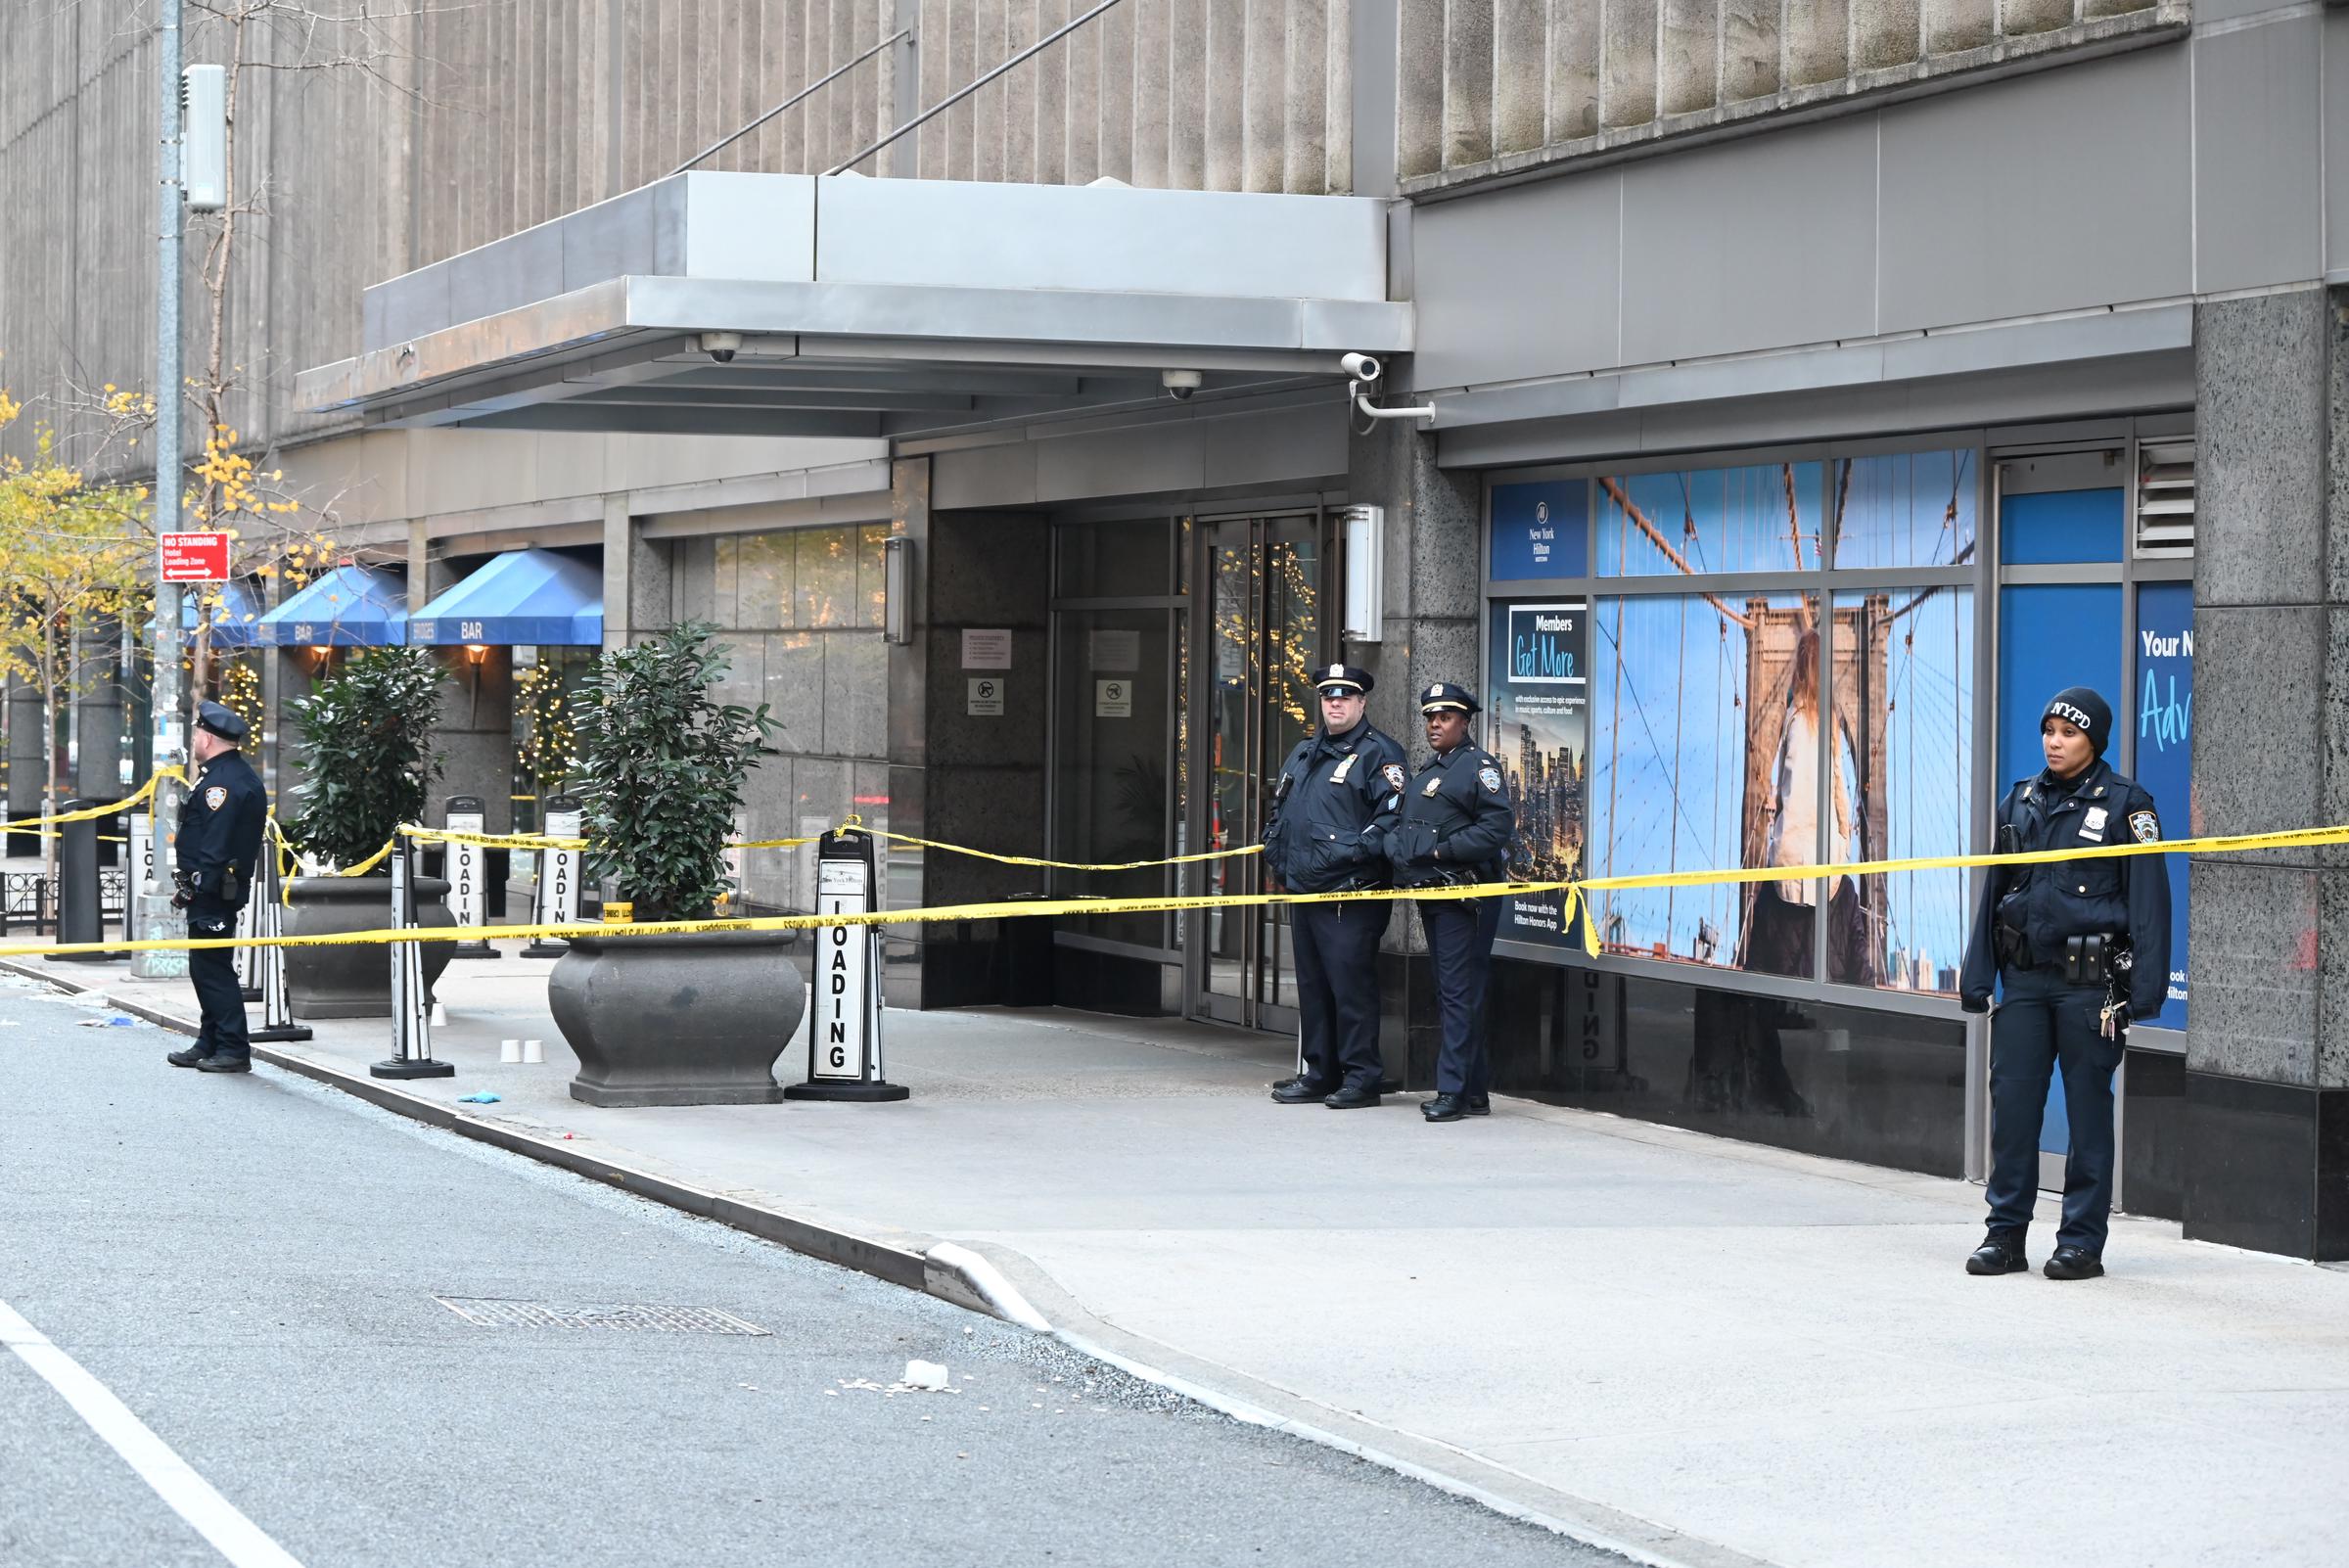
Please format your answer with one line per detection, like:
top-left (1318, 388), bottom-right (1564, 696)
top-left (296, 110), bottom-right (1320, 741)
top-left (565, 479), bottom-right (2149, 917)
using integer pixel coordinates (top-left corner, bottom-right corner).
top-left (1390, 682), bottom-right (1516, 1124)
top-left (165, 702), bottom-right (269, 1075)
top-left (1959, 686), bottom-right (2168, 1280)
top-left (1263, 663), bottom-right (1406, 1109)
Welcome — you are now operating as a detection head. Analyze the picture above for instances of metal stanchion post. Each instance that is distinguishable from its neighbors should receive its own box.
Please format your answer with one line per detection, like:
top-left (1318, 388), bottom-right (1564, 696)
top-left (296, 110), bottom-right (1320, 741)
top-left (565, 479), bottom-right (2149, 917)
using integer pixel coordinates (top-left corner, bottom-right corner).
top-left (246, 843), bottom-right (310, 1044)
top-left (521, 794), bottom-right (582, 958)
top-left (373, 842), bottom-right (451, 1079)
top-left (785, 827), bottom-right (906, 1102)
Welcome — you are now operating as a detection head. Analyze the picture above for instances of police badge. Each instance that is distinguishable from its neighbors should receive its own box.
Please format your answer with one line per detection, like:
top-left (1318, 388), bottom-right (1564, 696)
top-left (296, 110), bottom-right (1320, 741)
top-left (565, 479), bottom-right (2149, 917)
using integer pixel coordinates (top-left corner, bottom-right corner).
top-left (204, 785), bottom-right (227, 810)
top-left (1477, 765), bottom-right (1502, 794)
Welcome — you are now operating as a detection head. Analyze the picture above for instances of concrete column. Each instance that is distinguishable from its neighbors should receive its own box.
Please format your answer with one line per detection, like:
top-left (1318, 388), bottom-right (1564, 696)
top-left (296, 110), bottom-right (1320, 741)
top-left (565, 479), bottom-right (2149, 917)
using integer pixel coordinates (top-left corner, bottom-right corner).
top-left (1346, 391), bottom-right (1482, 1085)
top-left (2183, 287), bottom-right (2349, 1260)
top-left (601, 492), bottom-right (633, 651)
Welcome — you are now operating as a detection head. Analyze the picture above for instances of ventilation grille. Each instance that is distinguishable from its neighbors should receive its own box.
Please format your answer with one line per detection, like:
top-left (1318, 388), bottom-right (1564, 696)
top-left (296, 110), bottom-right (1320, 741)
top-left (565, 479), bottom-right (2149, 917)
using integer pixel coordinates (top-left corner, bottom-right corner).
top-left (2136, 439), bottom-right (2194, 558)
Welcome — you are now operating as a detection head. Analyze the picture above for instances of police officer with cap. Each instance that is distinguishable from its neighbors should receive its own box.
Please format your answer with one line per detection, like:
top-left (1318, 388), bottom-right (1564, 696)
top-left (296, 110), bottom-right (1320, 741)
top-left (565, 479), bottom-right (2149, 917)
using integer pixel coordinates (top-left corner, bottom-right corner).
top-left (1959, 685), bottom-right (2168, 1280)
top-left (166, 701), bottom-right (269, 1074)
top-left (1263, 663), bottom-right (1406, 1108)
top-left (1391, 682), bottom-right (1517, 1123)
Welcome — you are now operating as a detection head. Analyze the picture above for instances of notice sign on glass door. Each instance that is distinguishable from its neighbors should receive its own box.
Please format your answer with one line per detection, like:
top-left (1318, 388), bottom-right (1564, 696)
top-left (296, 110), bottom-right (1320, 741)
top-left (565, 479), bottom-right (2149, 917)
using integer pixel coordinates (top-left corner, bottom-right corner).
top-left (1094, 678), bottom-right (1132, 718)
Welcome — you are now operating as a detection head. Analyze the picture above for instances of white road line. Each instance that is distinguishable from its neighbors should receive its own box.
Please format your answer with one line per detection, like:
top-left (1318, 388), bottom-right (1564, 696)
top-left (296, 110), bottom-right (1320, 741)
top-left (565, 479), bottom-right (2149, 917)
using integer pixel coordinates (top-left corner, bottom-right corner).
top-left (0, 1300), bottom-right (305, 1568)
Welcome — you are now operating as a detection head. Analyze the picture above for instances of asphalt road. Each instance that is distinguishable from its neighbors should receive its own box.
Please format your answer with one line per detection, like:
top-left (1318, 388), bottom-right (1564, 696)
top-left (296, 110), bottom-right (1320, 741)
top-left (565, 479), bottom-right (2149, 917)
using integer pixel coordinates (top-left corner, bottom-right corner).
top-left (0, 974), bottom-right (1624, 1568)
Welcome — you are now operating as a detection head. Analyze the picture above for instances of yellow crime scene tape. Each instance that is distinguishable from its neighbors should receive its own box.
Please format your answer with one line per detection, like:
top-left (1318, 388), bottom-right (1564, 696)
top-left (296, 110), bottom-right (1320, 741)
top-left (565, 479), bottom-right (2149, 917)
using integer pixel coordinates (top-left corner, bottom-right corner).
top-left (0, 768), bottom-right (184, 835)
top-left (7, 818), bottom-right (2344, 963)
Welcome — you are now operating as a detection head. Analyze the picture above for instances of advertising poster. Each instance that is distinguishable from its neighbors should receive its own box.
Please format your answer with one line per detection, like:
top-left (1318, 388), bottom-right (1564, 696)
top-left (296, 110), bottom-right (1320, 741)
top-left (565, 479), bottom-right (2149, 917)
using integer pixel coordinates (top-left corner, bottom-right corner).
top-left (1486, 600), bottom-right (1589, 948)
top-left (2134, 581), bottom-right (2191, 1029)
top-left (1490, 480), bottom-right (1589, 581)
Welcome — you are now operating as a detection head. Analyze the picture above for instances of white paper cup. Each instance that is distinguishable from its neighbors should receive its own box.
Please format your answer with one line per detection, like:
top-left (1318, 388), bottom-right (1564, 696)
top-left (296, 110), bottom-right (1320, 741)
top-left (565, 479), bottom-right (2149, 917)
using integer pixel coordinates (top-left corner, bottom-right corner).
top-left (522, 1038), bottom-right (544, 1064)
top-left (500, 1038), bottom-right (522, 1064)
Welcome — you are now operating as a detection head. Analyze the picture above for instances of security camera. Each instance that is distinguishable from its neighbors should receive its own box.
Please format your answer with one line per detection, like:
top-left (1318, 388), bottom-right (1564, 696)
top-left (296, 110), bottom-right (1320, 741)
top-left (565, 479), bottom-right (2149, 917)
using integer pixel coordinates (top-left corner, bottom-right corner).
top-left (1162, 369), bottom-right (1203, 401)
top-left (699, 331), bottom-right (742, 365)
top-left (1340, 352), bottom-right (1382, 382)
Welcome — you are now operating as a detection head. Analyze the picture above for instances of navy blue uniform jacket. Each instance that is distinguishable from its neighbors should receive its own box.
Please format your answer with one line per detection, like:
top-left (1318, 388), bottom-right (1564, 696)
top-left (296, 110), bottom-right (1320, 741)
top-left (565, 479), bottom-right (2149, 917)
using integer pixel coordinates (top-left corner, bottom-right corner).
top-left (1262, 723), bottom-right (1406, 894)
top-left (1389, 744), bottom-right (1516, 887)
top-left (1958, 759), bottom-right (2170, 1018)
top-left (178, 749), bottom-right (267, 909)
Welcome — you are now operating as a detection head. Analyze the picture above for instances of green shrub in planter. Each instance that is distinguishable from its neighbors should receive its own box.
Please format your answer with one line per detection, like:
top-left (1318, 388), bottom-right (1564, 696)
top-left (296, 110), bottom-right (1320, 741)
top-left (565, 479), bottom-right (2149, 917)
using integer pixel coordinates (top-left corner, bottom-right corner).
top-left (573, 623), bottom-right (776, 921)
top-left (286, 646), bottom-right (445, 869)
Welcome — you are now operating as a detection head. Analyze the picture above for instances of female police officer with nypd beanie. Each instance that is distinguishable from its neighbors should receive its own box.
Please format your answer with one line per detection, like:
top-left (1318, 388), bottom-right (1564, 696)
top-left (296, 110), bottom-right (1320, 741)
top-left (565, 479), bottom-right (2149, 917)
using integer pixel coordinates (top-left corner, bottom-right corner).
top-left (1958, 685), bottom-right (2168, 1281)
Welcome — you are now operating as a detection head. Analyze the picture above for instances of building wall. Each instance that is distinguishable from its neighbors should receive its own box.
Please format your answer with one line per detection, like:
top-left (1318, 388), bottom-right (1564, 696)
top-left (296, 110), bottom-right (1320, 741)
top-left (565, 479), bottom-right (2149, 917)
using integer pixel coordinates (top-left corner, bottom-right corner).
top-left (1394, 0), bottom-right (2188, 194)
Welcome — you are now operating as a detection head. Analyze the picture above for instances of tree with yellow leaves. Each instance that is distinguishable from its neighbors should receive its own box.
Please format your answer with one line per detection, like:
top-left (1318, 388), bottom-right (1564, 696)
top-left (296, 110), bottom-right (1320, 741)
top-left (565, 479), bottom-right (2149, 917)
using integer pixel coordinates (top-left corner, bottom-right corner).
top-left (0, 402), bottom-right (152, 882)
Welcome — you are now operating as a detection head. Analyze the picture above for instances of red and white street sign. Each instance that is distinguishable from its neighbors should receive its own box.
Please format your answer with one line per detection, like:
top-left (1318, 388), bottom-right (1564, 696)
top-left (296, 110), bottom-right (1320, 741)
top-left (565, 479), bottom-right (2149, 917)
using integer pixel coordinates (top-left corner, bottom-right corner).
top-left (159, 531), bottom-right (231, 582)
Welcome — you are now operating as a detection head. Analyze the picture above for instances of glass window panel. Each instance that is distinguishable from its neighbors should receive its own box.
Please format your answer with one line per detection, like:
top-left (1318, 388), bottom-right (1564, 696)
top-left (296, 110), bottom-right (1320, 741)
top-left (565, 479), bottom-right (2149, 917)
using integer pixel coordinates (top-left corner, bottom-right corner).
top-left (1490, 479), bottom-right (1589, 580)
top-left (1485, 598), bottom-right (1589, 949)
top-left (735, 532), bottom-right (792, 629)
top-left (1051, 608), bottom-right (1175, 945)
top-left (2000, 488), bottom-right (2124, 565)
top-left (1996, 584), bottom-right (2122, 793)
top-left (1830, 450), bottom-right (1979, 570)
top-left (2133, 580), bottom-right (2192, 1030)
top-left (794, 526), bottom-right (856, 628)
top-left (1589, 591), bottom-right (1820, 978)
top-left (1596, 462), bottom-right (1824, 576)
top-left (1828, 588), bottom-right (1974, 993)
top-left (1057, 518), bottom-right (1172, 598)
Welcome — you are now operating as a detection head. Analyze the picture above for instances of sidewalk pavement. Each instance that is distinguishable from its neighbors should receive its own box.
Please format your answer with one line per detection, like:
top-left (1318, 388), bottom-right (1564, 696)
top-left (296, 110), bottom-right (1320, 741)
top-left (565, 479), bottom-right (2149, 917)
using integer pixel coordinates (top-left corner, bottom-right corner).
top-left (11, 936), bottom-right (2348, 1568)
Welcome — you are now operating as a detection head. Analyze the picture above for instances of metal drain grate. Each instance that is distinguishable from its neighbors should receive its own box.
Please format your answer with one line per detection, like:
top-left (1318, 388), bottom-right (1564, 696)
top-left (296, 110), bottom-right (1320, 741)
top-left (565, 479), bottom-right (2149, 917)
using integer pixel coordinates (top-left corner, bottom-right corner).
top-left (434, 1297), bottom-right (771, 1335)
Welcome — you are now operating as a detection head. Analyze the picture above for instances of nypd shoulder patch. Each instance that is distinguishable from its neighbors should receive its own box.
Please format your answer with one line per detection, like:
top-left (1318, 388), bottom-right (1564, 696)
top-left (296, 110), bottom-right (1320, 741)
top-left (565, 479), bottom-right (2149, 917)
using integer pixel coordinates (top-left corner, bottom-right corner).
top-left (1381, 763), bottom-right (1406, 793)
top-left (2129, 809), bottom-right (2160, 844)
top-left (204, 785), bottom-right (227, 810)
top-left (1477, 765), bottom-right (1503, 794)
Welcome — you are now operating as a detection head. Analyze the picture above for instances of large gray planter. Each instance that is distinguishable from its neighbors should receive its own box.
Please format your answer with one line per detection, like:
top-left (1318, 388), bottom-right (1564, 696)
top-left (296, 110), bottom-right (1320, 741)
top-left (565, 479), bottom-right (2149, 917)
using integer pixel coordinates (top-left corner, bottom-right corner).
top-left (550, 928), bottom-right (806, 1107)
top-left (284, 876), bottom-right (457, 1019)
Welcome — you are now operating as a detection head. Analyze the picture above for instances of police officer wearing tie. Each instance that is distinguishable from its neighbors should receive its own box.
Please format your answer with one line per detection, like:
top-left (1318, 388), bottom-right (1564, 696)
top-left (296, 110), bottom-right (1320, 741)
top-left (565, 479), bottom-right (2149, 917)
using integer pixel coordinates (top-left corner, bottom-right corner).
top-left (1390, 683), bottom-right (1516, 1123)
top-left (1959, 686), bottom-right (2169, 1280)
top-left (166, 701), bottom-right (269, 1075)
top-left (1264, 664), bottom-right (1406, 1109)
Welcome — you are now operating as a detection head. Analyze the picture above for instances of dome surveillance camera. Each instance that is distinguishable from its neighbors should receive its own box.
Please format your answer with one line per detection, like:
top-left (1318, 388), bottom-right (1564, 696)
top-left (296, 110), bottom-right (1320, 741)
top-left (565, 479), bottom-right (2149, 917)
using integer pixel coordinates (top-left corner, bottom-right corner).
top-left (1340, 352), bottom-right (1382, 382)
top-left (1162, 369), bottom-right (1203, 401)
top-left (699, 332), bottom-right (743, 365)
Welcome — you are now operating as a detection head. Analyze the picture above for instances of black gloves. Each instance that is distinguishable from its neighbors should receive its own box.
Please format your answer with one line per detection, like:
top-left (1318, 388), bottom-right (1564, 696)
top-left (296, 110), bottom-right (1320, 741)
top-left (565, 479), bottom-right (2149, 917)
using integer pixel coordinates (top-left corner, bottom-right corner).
top-left (1960, 992), bottom-right (1990, 1015)
top-left (170, 870), bottom-right (197, 910)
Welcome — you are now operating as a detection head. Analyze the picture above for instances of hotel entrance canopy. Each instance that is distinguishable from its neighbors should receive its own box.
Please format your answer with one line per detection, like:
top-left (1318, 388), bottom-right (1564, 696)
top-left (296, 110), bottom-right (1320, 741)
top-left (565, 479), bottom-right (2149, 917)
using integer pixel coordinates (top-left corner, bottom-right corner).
top-left (295, 173), bottom-right (1411, 438)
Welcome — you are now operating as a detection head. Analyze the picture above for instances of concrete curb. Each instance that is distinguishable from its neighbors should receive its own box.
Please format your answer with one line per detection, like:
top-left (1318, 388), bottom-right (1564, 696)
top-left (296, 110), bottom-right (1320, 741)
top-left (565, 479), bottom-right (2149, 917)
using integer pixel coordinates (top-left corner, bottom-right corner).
top-left (4, 956), bottom-right (1750, 1568)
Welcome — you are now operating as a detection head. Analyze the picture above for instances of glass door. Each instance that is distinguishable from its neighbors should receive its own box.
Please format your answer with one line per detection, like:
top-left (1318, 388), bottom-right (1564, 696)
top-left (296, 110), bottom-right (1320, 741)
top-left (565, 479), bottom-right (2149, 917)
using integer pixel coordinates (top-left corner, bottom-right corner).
top-left (1188, 513), bottom-right (1323, 1032)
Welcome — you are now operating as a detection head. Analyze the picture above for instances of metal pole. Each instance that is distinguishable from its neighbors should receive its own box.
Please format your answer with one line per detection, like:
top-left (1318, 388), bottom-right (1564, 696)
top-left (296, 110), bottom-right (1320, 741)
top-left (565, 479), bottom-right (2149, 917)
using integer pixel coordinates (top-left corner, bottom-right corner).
top-left (669, 29), bottom-right (908, 178)
top-left (136, 0), bottom-right (188, 981)
top-left (826, 0), bottom-right (1128, 176)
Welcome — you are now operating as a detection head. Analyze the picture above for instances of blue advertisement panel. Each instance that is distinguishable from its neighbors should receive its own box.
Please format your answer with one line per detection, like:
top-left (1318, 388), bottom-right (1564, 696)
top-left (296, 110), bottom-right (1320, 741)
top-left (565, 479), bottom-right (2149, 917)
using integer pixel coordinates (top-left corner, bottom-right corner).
top-left (1490, 480), bottom-right (1589, 581)
top-left (2134, 581), bottom-right (2192, 1029)
top-left (1486, 601), bottom-right (1589, 949)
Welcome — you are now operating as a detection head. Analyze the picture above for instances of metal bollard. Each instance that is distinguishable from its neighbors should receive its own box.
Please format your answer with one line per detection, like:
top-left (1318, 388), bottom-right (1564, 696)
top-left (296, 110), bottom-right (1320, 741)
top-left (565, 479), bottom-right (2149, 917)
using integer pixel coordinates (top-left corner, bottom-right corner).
top-left (47, 804), bottom-right (124, 963)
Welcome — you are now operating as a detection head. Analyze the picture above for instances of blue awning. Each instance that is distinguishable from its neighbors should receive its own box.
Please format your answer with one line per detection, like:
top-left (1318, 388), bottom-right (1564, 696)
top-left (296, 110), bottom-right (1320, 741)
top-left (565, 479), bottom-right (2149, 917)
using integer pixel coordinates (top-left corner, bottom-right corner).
top-left (147, 579), bottom-right (266, 648)
top-left (253, 563), bottom-right (408, 647)
top-left (408, 549), bottom-right (602, 646)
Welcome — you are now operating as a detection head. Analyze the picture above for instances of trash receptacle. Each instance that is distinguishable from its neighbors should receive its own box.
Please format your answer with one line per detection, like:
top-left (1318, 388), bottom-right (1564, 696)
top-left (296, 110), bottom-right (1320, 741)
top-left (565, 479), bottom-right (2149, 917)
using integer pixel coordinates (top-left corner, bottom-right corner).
top-left (999, 893), bottom-right (1055, 1008)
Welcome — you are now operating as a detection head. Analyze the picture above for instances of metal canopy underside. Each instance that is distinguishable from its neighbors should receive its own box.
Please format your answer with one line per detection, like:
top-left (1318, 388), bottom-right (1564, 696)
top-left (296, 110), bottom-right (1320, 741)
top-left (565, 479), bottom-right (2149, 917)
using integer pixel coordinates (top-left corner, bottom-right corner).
top-left (295, 173), bottom-right (1412, 439)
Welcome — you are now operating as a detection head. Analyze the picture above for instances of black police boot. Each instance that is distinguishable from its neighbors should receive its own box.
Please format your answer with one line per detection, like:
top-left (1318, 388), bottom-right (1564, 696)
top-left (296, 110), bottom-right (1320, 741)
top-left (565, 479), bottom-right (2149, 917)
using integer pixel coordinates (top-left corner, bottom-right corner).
top-left (1965, 1230), bottom-right (2029, 1275)
top-left (1421, 1093), bottom-right (1467, 1123)
top-left (1323, 1079), bottom-right (1381, 1110)
top-left (166, 1044), bottom-right (214, 1069)
top-left (1270, 1075), bottom-right (1337, 1105)
top-left (194, 1054), bottom-right (253, 1075)
top-left (1465, 1093), bottom-right (1492, 1117)
top-left (2043, 1245), bottom-right (2105, 1281)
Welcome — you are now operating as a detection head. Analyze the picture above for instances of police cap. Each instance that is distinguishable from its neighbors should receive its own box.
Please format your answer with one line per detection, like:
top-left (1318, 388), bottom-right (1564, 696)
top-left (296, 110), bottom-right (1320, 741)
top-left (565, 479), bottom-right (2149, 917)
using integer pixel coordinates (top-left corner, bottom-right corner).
top-left (1314, 663), bottom-right (1374, 698)
top-left (194, 700), bottom-right (249, 745)
top-left (1418, 681), bottom-right (1481, 716)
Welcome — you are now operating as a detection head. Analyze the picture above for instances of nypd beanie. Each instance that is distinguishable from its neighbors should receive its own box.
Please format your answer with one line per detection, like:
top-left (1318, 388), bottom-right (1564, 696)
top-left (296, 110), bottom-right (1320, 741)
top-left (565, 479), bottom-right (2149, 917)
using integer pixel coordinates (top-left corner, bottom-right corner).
top-left (2042, 685), bottom-right (2112, 758)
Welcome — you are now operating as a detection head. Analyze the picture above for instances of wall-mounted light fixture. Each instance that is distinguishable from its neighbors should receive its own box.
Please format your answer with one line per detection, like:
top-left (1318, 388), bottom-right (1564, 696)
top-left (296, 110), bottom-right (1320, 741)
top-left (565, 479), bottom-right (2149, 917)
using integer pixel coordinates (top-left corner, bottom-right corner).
top-left (307, 644), bottom-right (332, 673)
top-left (883, 535), bottom-right (913, 646)
top-left (464, 643), bottom-right (488, 666)
top-left (1338, 505), bottom-right (1384, 642)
